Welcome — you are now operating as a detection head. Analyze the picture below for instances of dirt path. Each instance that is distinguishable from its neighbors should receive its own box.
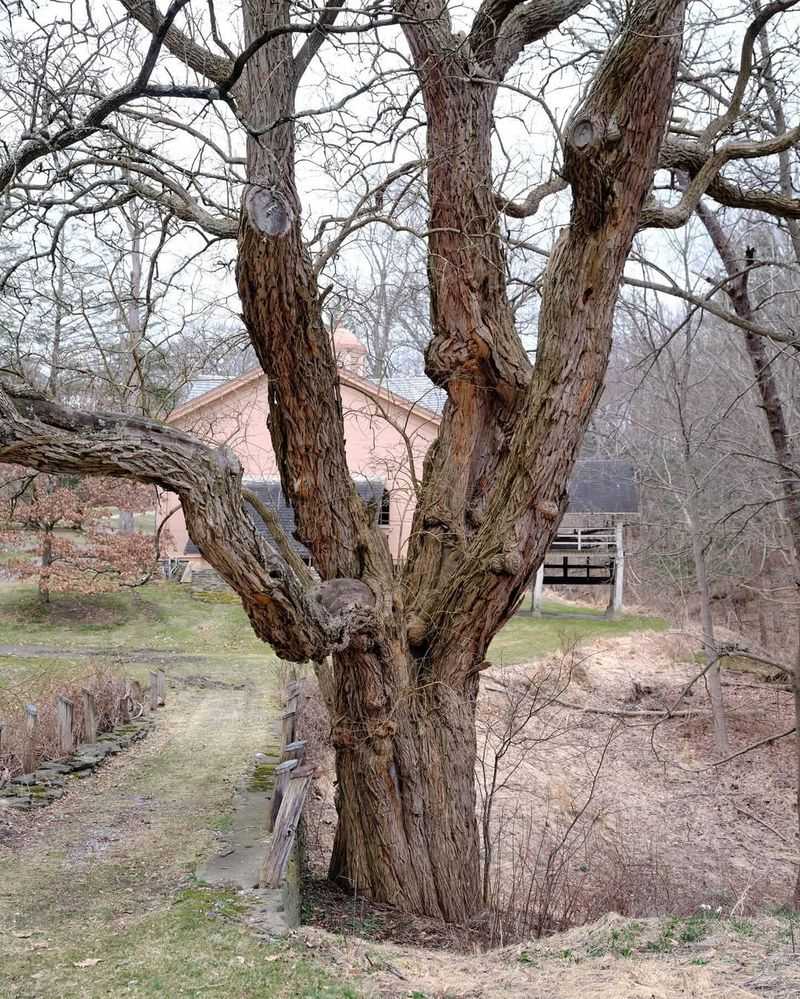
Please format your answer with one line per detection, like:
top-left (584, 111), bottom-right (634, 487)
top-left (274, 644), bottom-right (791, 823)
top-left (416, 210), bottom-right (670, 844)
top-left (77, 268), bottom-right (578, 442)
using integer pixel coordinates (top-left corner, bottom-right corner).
top-left (0, 658), bottom-right (354, 999)
top-left (0, 642), bottom-right (255, 665)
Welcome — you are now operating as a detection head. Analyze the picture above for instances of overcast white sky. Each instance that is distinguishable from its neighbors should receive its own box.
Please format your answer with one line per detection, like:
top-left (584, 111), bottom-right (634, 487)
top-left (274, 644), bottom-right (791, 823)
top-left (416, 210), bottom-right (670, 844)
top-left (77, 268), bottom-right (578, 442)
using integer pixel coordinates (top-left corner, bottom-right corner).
top-left (2, 0), bottom-right (798, 375)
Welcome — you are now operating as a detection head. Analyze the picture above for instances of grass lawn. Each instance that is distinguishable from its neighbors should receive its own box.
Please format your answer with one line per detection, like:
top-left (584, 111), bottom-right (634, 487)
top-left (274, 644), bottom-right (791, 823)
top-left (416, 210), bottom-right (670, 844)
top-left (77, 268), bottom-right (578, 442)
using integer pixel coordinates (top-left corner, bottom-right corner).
top-left (488, 599), bottom-right (666, 665)
top-left (0, 650), bottom-right (357, 999)
top-left (0, 582), bottom-right (666, 669)
top-left (0, 581), bottom-right (662, 999)
top-left (0, 581), bottom-right (268, 656)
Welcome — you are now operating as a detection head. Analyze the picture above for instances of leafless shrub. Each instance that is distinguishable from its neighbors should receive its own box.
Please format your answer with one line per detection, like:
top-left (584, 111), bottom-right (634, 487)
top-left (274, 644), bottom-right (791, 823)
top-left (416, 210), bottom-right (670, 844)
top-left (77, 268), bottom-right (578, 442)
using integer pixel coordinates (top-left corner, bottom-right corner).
top-left (0, 666), bottom-right (131, 778)
top-left (484, 793), bottom-right (682, 946)
top-left (477, 650), bottom-right (580, 905)
top-left (477, 648), bottom-right (677, 944)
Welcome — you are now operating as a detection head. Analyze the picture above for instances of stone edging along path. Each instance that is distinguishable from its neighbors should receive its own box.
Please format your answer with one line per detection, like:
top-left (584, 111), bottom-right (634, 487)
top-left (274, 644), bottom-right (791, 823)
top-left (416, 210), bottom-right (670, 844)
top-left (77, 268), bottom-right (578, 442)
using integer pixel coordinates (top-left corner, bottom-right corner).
top-left (0, 719), bottom-right (152, 812)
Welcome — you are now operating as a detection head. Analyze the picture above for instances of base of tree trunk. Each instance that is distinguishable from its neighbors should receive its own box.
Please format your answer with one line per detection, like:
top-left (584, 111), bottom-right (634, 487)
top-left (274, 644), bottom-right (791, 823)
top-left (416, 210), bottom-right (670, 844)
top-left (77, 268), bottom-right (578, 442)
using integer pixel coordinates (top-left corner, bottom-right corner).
top-left (327, 652), bottom-right (481, 922)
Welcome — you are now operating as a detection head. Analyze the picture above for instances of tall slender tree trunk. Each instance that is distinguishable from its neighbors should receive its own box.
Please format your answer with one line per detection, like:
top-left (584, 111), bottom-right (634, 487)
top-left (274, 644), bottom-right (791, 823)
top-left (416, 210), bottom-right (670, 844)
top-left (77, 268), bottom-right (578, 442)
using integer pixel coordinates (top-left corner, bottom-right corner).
top-left (682, 494), bottom-right (729, 755)
top-left (698, 204), bottom-right (800, 904)
top-left (39, 526), bottom-right (53, 604)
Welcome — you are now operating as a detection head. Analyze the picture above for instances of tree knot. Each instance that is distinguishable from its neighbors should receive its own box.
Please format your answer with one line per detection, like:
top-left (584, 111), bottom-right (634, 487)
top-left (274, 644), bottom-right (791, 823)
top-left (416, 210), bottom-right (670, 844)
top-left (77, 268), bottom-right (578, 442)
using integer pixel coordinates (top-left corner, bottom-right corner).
top-left (536, 500), bottom-right (560, 521)
top-left (243, 184), bottom-right (293, 238)
top-left (489, 549), bottom-right (523, 576)
top-left (331, 724), bottom-right (356, 750)
top-left (564, 112), bottom-right (624, 230)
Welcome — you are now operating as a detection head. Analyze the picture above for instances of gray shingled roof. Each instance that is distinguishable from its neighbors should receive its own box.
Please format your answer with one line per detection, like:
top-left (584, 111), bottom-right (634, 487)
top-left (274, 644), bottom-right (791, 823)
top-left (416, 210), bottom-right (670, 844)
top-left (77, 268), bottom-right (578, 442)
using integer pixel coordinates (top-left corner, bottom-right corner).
top-left (567, 459), bottom-right (639, 514)
top-left (184, 375), bottom-right (230, 402)
top-left (184, 479), bottom-right (384, 559)
top-left (184, 462), bottom-right (637, 559)
top-left (381, 376), bottom-right (445, 414)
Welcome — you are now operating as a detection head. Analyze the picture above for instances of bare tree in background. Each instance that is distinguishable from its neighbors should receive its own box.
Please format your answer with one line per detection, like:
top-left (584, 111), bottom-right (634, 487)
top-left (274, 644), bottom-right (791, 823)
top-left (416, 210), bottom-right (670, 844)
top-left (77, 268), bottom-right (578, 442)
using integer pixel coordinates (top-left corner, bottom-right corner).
top-left (2, 0), bottom-right (800, 919)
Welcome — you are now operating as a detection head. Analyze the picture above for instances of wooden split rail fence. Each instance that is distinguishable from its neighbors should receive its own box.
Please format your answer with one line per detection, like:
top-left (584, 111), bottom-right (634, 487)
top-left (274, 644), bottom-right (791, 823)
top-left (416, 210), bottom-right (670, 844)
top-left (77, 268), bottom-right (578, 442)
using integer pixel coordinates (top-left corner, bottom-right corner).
top-left (0, 669), bottom-right (168, 776)
top-left (260, 678), bottom-right (314, 889)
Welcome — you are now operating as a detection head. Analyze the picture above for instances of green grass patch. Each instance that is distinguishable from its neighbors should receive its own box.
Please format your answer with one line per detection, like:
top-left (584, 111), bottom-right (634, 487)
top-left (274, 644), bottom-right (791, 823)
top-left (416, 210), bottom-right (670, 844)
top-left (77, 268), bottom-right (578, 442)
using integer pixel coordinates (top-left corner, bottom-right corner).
top-left (0, 640), bottom-right (353, 999)
top-left (0, 654), bottom-right (93, 688)
top-left (645, 912), bottom-right (718, 953)
top-left (1, 885), bottom-right (359, 999)
top-left (0, 581), bottom-right (268, 655)
top-left (487, 601), bottom-right (666, 665)
top-left (582, 921), bottom-right (644, 960)
top-left (0, 583), bottom-right (665, 672)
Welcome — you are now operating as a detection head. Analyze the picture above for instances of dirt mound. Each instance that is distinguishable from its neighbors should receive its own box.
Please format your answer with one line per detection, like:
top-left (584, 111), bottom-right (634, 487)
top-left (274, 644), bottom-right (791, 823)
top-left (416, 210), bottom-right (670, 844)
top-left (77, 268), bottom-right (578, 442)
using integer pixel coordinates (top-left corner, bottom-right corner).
top-left (300, 909), bottom-right (800, 998)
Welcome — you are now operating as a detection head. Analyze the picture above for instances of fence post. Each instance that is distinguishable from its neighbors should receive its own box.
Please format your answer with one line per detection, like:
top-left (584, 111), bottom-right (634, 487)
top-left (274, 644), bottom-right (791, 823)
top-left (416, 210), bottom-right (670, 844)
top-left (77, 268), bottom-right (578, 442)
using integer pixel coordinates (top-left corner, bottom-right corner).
top-left (149, 672), bottom-right (159, 711)
top-left (128, 679), bottom-right (142, 716)
top-left (23, 704), bottom-right (38, 773)
top-left (81, 689), bottom-right (98, 744)
top-left (261, 767), bottom-right (313, 888)
top-left (268, 758), bottom-right (298, 833)
top-left (56, 696), bottom-right (75, 756)
top-left (119, 683), bottom-right (131, 724)
top-left (531, 563), bottom-right (544, 616)
top-left (281, 707), bottom-right (296, 750)
top-left (156, 669), bottom-right (166, 707)
top-left (281, 740), bottom-right (306, 764)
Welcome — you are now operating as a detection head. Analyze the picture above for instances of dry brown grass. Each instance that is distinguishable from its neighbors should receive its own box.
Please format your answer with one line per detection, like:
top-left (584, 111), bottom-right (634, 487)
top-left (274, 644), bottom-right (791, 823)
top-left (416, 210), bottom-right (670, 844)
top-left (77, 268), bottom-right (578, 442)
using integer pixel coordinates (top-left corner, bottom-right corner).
top-left (299, 908), bottom-right (800, 999)
top-left (297, 628), bottom-right (798, 951)
top-left (0, 666), bottom-right (133, 778)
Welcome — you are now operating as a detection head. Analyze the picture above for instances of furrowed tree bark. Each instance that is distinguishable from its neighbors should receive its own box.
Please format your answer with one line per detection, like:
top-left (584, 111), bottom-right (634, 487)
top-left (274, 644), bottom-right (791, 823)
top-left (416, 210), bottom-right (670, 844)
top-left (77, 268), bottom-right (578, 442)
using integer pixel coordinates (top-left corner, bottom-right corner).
top-left (409, 0), bottom-right (686, 668)
top-left (235, 0), bottom-right (389, 586)
top-left (328, 0), bottom-right (686, 919)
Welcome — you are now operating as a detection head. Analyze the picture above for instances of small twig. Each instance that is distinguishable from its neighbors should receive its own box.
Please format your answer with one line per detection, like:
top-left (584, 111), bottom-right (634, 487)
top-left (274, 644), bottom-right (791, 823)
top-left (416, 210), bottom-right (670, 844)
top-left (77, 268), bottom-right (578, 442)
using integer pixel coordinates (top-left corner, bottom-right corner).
top-left (734, 804), bottom-right (790, 844)
top-left (709, 726), bottom-right (796, 768)
top-left (553, 699), bottom-right (706, 719)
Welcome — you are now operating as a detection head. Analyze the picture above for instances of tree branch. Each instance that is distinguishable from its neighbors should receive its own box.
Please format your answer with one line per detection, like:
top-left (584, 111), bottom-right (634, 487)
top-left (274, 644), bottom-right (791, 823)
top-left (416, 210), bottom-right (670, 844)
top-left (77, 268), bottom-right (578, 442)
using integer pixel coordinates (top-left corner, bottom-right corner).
top-left (0, 381), bottom-right (375, 662)
top-left (494, 175), bottom-right (567, 218)
top-left (492, 0), bottom-right (591, 78)
top-left (294, 0), bottom-right (347, 84)
top-left (119, 0), bottom-right (234, 84)
top-left (241, 486), bottom-right (315, 587)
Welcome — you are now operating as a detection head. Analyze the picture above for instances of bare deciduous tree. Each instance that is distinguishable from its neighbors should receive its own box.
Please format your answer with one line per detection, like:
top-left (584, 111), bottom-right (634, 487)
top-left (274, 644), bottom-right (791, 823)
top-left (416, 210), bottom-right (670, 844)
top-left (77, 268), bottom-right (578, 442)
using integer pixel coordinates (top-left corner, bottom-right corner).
top-left (2, 0), bottom-right (800, 919)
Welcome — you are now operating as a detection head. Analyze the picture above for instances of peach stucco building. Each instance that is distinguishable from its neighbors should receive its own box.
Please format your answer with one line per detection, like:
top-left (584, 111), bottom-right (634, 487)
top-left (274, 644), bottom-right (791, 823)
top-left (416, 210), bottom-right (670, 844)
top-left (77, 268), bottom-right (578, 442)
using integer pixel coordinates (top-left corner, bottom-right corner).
top-left (162, 330), bottom-right (443, 568)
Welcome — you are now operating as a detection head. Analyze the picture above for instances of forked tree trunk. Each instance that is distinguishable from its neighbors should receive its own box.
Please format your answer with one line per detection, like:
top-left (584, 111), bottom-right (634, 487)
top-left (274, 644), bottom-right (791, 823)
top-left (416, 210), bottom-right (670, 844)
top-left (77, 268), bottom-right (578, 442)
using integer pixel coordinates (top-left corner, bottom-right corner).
top-left (0, 0), bottom-right (685, 925)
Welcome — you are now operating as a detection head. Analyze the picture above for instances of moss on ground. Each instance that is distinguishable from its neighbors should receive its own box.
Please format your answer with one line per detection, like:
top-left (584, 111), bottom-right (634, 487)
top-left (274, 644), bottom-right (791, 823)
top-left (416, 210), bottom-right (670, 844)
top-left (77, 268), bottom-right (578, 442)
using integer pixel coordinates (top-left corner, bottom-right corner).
top-left (249, 761), bottom-right (279, 792)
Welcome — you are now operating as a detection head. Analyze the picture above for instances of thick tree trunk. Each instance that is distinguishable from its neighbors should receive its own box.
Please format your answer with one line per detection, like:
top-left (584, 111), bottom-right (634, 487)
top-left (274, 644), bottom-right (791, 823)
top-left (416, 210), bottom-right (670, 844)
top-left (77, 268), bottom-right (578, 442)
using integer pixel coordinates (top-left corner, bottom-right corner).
top-left (326, 0), bottom-right (685, 919)
top-left (327, 646), bottom-right (480, 920)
